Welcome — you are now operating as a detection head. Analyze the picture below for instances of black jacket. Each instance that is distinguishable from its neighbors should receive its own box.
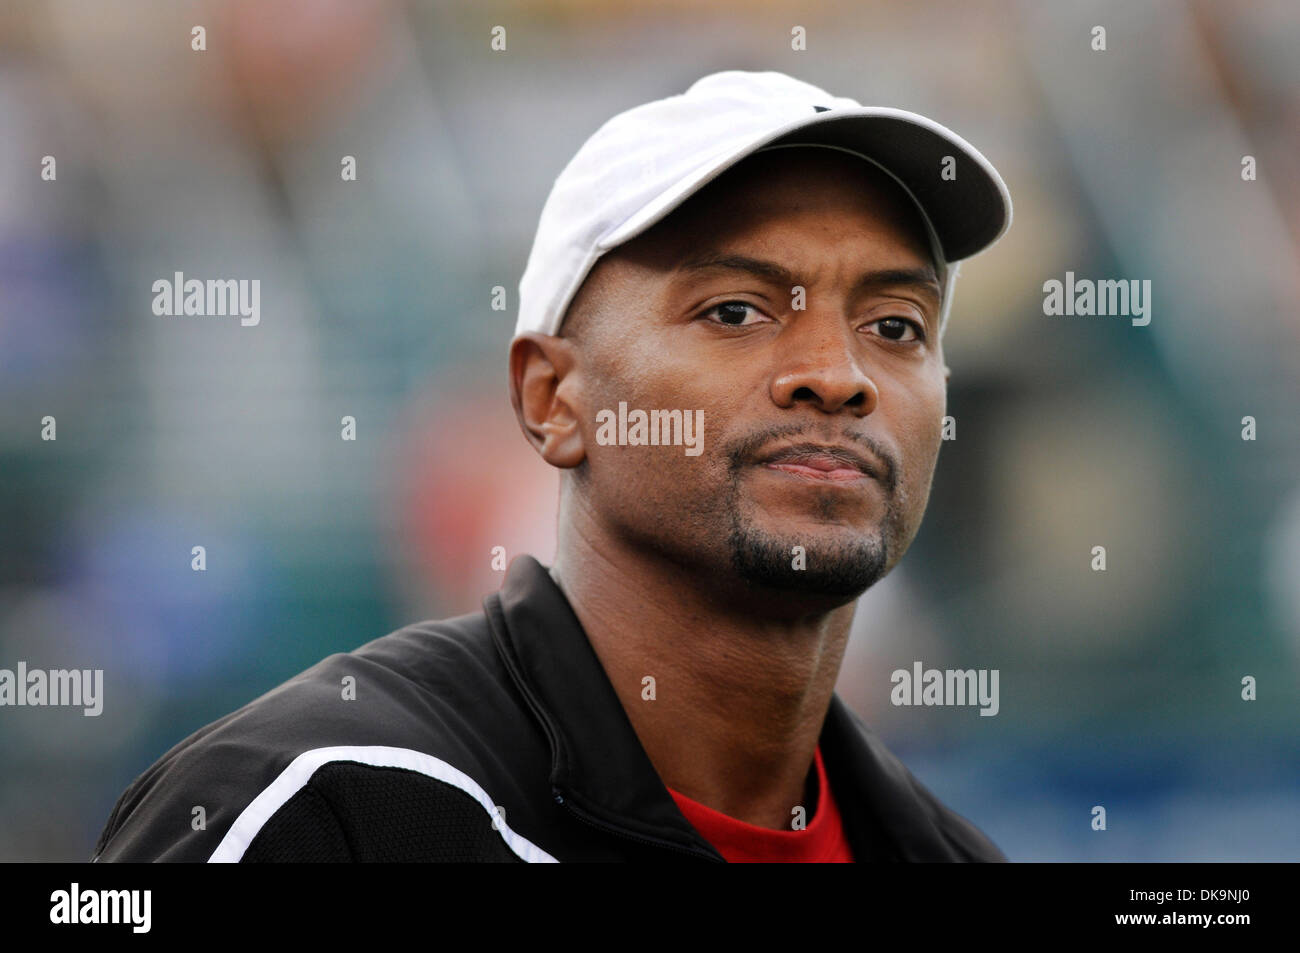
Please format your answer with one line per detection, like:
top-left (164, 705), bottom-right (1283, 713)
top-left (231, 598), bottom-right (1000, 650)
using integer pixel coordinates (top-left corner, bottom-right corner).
top-left (93, 556), bottom-right (1006, 862)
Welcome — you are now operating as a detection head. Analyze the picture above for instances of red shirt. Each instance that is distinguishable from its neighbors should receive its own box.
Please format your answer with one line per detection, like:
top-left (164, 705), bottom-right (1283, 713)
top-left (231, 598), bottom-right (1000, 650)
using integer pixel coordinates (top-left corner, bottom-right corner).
top-left (668, 745), bottom-right (855, 863)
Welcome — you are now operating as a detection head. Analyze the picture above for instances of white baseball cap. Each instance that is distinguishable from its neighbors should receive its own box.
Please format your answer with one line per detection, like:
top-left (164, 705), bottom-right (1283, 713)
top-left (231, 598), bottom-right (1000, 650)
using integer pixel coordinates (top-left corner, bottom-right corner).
top-left (516, 70), bottom-right (1012, 340)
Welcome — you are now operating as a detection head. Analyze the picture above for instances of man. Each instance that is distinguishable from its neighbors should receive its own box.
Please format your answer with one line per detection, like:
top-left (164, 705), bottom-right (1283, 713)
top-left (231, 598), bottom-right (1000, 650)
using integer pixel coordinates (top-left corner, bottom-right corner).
top-left (94, 71), bottom-right (1012, 863)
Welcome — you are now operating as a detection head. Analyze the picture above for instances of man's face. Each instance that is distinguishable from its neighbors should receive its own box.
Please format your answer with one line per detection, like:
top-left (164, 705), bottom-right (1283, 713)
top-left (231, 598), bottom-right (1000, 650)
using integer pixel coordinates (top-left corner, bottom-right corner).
top-left (553, 148), bottom-right (948, 606)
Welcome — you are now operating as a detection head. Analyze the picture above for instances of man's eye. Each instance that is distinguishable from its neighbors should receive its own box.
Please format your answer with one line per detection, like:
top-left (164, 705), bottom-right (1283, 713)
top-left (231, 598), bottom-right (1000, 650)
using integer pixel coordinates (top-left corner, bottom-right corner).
top-left (703, 301), bottom-right (766, 326)
top-left (870, 317), bottom-right (925, 342)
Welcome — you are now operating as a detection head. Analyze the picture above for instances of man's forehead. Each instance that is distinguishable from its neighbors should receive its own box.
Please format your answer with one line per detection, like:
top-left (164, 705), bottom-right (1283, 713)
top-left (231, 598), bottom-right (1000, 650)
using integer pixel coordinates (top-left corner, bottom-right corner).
top-left (674, 249), bottom-right (941, 300)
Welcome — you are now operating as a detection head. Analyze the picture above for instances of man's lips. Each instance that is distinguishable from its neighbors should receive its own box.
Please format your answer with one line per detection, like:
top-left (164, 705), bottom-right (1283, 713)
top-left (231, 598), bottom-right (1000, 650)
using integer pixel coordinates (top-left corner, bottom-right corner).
top-left (757, 444), bottom-right (879, 484)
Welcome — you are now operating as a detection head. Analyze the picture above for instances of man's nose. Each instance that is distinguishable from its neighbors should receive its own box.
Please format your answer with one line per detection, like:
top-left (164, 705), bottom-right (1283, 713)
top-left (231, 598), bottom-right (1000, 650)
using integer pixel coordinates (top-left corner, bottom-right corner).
top-left (769, 310), bottom-right (879, 415)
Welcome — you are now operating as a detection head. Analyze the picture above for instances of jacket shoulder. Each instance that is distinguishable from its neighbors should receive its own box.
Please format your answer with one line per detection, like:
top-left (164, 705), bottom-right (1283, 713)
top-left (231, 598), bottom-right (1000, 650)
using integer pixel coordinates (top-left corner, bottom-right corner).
top-left (903, 776), bottom-right (1008, 861)
top-left (236, 758), bottom-right (538, 862)
top-left (92, 611), bottom-right (547, 862)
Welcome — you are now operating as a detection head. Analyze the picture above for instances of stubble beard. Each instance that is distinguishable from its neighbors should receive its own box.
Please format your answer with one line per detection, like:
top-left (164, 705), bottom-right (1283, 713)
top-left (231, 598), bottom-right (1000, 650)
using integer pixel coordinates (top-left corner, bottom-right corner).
top-left (723, 470), bottom-right (907, 599)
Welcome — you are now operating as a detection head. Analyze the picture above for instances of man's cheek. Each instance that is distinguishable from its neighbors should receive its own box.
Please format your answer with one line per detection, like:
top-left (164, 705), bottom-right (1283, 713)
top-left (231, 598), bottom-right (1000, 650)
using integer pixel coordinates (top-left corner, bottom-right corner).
top-left (912, 387), bottom-right (947, 455)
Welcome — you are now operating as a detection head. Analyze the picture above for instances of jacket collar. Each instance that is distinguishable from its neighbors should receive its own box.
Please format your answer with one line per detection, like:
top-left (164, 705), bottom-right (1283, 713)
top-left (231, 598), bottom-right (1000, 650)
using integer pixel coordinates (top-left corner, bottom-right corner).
top-left (485, 554), bottom-right (960, 861)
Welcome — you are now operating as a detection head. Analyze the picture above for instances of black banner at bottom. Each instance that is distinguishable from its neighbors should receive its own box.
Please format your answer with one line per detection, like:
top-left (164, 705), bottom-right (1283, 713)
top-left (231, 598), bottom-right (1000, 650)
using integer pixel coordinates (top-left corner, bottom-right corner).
top-left (4, 862), bottom-right (1280, 940)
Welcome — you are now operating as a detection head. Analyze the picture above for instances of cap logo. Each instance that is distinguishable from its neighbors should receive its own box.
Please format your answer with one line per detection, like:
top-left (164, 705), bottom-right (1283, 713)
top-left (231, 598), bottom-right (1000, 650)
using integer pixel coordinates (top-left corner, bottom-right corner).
top-left (811, 105), bottom-right (831, 113)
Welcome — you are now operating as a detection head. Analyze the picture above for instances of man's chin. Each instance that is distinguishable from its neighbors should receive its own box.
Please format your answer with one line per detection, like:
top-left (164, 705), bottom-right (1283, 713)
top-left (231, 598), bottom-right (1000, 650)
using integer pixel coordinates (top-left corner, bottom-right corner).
top-left (725, 524), bottom-right (890, 600)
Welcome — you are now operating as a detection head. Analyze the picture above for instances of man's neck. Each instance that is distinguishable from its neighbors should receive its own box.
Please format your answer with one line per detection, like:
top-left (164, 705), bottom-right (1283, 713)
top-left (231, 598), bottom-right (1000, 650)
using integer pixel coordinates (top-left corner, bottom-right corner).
top-left (550, 519), bottom-right (857, 831)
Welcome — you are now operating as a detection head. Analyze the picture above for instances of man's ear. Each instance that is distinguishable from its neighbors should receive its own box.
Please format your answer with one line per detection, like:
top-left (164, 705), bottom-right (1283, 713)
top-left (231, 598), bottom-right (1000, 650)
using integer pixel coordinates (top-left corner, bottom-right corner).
top-left (508, 332), bottom-right (586, 469)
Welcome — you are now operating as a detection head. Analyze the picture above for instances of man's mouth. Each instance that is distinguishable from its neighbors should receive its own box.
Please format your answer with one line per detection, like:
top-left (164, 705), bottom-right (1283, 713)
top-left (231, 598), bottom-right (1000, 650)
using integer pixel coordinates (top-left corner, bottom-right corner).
top-left (757, 443), bottom-right (878, 484)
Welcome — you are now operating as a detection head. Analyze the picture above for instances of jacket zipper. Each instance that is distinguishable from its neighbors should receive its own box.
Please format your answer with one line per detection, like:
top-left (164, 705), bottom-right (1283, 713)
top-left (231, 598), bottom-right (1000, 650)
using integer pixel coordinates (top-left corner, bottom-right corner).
top-left (554, 788), bottom-right (725, 862)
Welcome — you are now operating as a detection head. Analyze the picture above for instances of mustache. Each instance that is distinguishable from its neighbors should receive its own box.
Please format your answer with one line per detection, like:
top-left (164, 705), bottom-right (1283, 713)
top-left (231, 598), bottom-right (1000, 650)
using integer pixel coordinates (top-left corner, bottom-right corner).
top-left (725, 423), bottom-right (897, 493)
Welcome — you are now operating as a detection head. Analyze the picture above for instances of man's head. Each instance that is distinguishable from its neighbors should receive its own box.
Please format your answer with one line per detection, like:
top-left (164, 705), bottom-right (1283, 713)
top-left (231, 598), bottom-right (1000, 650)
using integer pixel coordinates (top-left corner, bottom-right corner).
top-left (509, 72), bottom-right (1010, 613)
top-left (515, 146), bottom-right (946, 603)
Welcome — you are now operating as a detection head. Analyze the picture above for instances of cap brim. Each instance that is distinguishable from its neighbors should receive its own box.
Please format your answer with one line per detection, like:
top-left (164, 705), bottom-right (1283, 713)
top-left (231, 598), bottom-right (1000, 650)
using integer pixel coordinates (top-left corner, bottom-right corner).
top-left (597, 106), bottom-right (1011, 264)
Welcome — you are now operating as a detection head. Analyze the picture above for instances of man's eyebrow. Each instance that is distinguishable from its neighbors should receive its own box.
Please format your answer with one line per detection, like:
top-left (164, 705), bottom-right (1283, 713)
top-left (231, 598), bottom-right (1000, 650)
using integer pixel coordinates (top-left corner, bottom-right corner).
top-left (678, 253), bottom-right (799, 286)
top-left (677, 253), bottom-right (942, 303)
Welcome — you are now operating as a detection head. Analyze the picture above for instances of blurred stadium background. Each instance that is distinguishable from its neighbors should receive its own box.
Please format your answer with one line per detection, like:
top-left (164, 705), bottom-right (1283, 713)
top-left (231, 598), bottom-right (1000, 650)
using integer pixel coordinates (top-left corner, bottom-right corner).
top-left (1, 0), bottom-right (1297, 861)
